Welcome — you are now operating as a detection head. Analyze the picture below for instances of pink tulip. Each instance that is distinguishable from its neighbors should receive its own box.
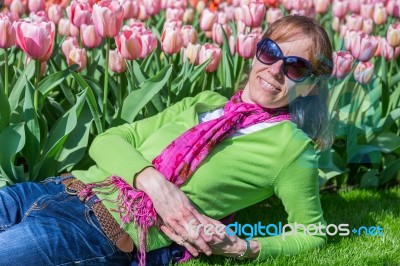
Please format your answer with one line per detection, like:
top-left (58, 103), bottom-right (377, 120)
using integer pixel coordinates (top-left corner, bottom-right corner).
top-left (380, 38), bottom-right (400, 60)
top-left (346, 14), bottom-right (363, 31)
top-left (109, 49), bottom-right (127, 73)
top-left (80, 24), bottom-right (102, 49)
top-left (354, 61), bottom-right (374, 84)
top-left (349, 0), bottom-right (361, 13)
top-left (92, 0), bottom-right (124, 38)
top-left (183, 42), bottom-right (201, 64)
top-left (241, 2), bottom-right (266, 28)
top-left (196, 0), bottom-right (206, 13)
top-left (344, 29), bottom-right (358, 51)
top-left (68, 47), bottom-right (87, 71)
top-left (15, 20), bottom-right (55, 62)
top-left (333, 51), bottom-right (353, 79)
top-left (360, 3), bottom-right (374, 19)
top-left (313, 0), bottom-right (330, 14)
top-left (183, 8), bottom-right (195, 23)
top-left (28, 0), bottom-right (45, 13)
top-left (332, 0), bottom-right (348, 19)
top-left (212, 23), bottom-right (231, 45)
top-left (47, 4), bottom-right (63, 24)
top-left (29, 10), bottom-right (49, 23)
top-left (10, 0), bottom-right (27, 17)
top-left (291, 0), bottom-right (313, 11)
top-left (4, 0), bottom-right (13, 7)
top-left (198, 43), bottom-right (222, 72)
top-left (362, 18), bottom-right (374, 35)
top-left (163, 18), bottom-right (182, 29)
top-left (136, 29), bottom-right (157, 58)
top-left (70, 0), bottom-right (93, 28)
top-left (0, 14), bottom-right (16, 49)
top-left (217, 12), bottom-right (228, 25)
top-left (266, 8), bottom-right (283, 25)
top-left (386, 22), bottom-right (400, 47)
top-left (181, 25), bottom-right (198, 47)
top-left (373, 3), bottom-right (387, 25)
top-left (236, 33), bottom-right (258, 59)
top-left (386, 0), bottom-right (396, 16)
top-left (115, 29), bottom-right (142, 60)
top-left (200, 8), bottom-right (217, 32)
top-left (144, 0), bottom-right (161, 16)
top-left (166, 7), bottom-right (185, 21)
top-left (350, 32), bottom-right (378, 62)
top-left (121, 0), bottom-right (139, 20)
top-left (61, 36), bottom-right (79, 60)
top-left (161, 27), bottom-right (184, 54)
top-left (372, 36), bottom-right (382, 57)
top-left (58, 18), bottom-right (70, 36)
top-left (137, 4), bottom-right (150, 20)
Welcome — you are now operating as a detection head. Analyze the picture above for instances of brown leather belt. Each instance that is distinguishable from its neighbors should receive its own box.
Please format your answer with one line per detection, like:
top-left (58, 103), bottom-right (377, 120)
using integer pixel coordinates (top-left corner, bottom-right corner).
top-left (61, 175), bottom-right (134, 253)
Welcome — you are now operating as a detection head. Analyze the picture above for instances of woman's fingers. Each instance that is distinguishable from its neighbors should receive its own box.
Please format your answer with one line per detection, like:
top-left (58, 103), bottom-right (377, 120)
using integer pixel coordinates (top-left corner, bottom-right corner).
top-left (159, 222), bottom-right (200, 257)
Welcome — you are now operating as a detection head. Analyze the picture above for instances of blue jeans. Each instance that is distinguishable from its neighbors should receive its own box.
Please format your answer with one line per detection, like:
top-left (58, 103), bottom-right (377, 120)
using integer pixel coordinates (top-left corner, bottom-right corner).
top-left (0, 176), bottom-right (131, 265)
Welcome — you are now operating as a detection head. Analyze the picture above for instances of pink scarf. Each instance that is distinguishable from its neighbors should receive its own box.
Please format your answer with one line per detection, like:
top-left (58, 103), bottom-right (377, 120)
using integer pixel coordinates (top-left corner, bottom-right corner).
top-left (80, 90), bottom-right (290, 265)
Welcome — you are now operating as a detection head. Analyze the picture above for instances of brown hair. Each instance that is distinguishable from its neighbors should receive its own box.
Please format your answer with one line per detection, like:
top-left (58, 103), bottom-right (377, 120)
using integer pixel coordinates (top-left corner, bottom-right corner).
top-left (265, 15), bottom-right (334, 150)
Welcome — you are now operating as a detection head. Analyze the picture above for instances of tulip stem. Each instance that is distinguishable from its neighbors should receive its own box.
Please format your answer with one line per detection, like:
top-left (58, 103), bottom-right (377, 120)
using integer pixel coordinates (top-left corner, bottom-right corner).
top-left (4, 49), bottom-right (9, 97)
top-left (34, 59), bottom-right (41, 112)
top-left (102, 37), bottom-right (111, 129)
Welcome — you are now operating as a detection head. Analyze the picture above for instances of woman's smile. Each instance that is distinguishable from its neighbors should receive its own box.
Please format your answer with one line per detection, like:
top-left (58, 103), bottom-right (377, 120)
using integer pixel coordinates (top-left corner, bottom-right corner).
top-left (258, 76), bottom-right (281, 94)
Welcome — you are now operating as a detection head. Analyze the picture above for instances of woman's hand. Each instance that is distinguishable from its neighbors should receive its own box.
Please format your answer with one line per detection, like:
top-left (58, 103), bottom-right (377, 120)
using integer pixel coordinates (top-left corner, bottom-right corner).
top-left (135, 167), bottom-right (216, 257)
top-left (194, 216), bottom-right (261, 258)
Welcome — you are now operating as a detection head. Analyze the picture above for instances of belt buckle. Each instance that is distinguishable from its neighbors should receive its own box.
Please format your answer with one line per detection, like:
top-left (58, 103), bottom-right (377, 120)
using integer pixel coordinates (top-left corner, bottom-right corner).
top-left (64, 178), bottom-right (78, 195)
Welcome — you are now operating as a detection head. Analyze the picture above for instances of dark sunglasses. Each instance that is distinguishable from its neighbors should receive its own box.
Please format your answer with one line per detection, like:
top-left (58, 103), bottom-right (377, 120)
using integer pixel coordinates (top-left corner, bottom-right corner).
top-left (256, 38), bottom-right (314, 82)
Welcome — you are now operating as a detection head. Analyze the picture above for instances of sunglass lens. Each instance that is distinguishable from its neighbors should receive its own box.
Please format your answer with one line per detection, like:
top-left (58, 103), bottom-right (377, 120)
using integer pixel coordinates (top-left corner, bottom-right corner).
top-left (284, 57), bottom-right (310, 81)
top-left (258, 44), bottom-right (280, 64)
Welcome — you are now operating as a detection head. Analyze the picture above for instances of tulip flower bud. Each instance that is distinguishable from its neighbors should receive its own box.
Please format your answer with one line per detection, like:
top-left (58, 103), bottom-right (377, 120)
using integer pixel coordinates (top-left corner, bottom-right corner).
top-left (350, 32), bottom-right (378, 62)
top-left (48, 4), bottom-right (63, 24)
top-left (163, 19), bottom-right (182, 29)
top-left (332, 0), bottom-right (348, 19)
top-left (236, 33), bottom-right (257, 59)
top-left (349, 1), bottom-right (361, 13)
top-left (198, 43), bottom-right (222, 72)
top-left (161, 27), bottom-right (184, 54)
top-left (241, 2), bottom-right (266, 28)
top-left (200, 8), bottom-right (216, 31)
top-left (332, 16), bottom-right (341, 32)
top-left (122, 0), bottom-right (139, 20)
top-left (135, 28), bottom-right (157, 58)
top-left (15, 20), bottom-right (55, 62)
top-left (166, 7), bottom-right (185, 21)
top-left (109, 49), bottom-right (127, 73)
top-left (115, 29), bottom-right (142, 60)
top-left (344, 29), bottom-right (358, 51)
top-left (362, 18), bottom-right (374, 35)
top-left (346, 14), bottom-right (363, 31)
top-left (313, 0), bottom-right (330, 14)
top-left (93, 0), bottom-right (124, 38)
top-left (0, 14), bottom-right (16, 49)
top-left (144, 0), bottom-right (161, 15)
top-left (62, 36), bottom-right (79, 60)
top-left (181, 25), bottom-right (198, 47)
top-left (354, 61), bottom-right (374, 84)
top-left (68, 47), bottom-right (87, 71)
top-left (266, 8), bottom-right (282, 25)
top-left (360, 3), bottom-right (374, 19)
top-left (80, 24), bottom-right (102, 49)
top-left (386, 22), bottom-right (400, 47)
top-left (381, 38), bottom-right (400, 60)
top-left (70, 0), bottom-right (93, 28)
top-left (28, 0), bottom-right (45, 13)
top-left (332, 51), bottom-right (353, 79)
top-left (70, 23), bottom-right (80, 37)
top-left (10, 0), bottom-right (27, 17)
top-left (183, 42), bottom-right (201, 64)
top-left (373, 3), bottom-right (387, 26)
top-left (229, 35), bottom-right (235, 56)
top-left (385, 0), bottom-right (396, 16)
top-left (183, 8), bottom-right (195, 23)
top-left (212, 23), bottom-right (231, 45)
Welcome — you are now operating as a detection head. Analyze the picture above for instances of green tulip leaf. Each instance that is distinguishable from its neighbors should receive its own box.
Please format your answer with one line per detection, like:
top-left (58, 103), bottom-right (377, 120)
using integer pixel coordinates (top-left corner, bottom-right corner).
top-left (121, 65), bottom-right (172, 123)
top-left (8, 60), bottom-right (35, 112)
top-left (38, 67), bottom-right (73, 97)
top-left (360, 169), bottom-right (379, 188)
top-left (0, 78), bottom-right (10, 132)
top-left (380, 159), bottom-right (400, 185)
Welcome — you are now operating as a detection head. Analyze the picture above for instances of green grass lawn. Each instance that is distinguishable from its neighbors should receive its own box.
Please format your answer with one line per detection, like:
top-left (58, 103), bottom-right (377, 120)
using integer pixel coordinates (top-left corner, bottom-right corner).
top-left (181, 187), bottom-right (400, 266)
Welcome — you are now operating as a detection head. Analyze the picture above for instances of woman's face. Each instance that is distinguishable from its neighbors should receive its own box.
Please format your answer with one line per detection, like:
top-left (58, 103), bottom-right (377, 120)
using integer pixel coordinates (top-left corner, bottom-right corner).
top-left (242, 36), bottom-right (316, 108)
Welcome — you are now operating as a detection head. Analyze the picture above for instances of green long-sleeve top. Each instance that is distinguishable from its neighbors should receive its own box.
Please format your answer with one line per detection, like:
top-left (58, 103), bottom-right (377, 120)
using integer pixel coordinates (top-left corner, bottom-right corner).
top-left (72, 90), bottom-right (327, 260)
